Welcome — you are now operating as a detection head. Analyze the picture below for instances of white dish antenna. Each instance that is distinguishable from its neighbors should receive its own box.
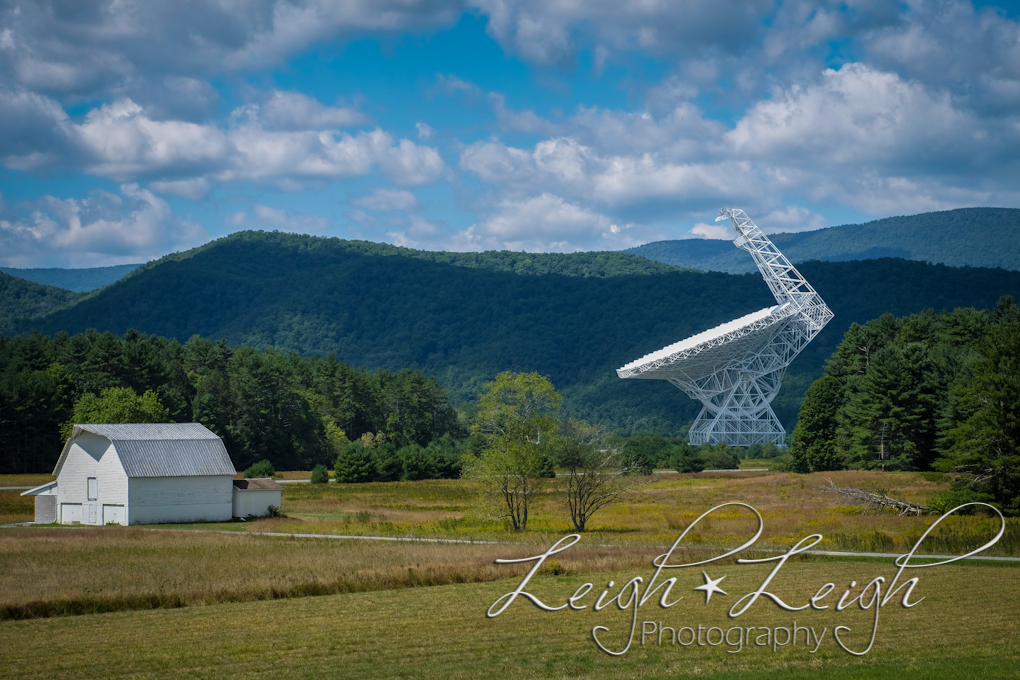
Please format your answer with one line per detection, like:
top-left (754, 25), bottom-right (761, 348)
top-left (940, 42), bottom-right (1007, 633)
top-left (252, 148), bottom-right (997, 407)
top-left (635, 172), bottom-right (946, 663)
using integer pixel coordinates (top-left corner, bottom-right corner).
top-left (617, 208), bottom-right (834, 446)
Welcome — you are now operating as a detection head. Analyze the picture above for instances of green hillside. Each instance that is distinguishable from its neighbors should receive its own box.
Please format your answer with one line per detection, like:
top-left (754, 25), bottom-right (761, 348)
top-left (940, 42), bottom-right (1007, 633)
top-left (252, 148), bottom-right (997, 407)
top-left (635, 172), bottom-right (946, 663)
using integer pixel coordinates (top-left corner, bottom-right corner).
top-left (0, 272), bottom-right (81, 336)
top-left (626, 207), bottom-right (1020, 273)
top-left (17, 231), bottom-right (1020, 436)
top-left (0, 264), bottom-right (142, 292)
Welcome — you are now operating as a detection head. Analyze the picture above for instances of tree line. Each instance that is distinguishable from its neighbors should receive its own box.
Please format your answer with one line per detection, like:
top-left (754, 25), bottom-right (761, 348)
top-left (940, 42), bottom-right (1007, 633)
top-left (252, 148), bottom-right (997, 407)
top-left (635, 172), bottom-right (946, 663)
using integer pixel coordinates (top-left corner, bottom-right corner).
top-left (788, 296), bottom-right (1020, 514)
top-left (0, 329), bottom-right (462, 474)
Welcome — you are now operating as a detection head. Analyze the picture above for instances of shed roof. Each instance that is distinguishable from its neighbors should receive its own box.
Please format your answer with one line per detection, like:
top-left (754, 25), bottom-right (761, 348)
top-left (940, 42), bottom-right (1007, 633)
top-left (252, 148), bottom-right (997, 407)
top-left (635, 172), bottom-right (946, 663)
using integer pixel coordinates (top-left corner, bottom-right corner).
top-left (21, 480), bottom-right (57, 496)
top-left (232, 478), bottom-right (284, 490)
top-left (54, 423), bottom-right (237, 478)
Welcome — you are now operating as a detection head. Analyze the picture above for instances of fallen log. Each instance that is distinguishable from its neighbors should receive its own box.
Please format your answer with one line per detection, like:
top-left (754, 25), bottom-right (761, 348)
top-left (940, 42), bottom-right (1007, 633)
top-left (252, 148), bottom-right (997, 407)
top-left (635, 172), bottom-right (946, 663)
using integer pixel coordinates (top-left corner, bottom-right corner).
top-left (819, 478), bottom-right (931, 516)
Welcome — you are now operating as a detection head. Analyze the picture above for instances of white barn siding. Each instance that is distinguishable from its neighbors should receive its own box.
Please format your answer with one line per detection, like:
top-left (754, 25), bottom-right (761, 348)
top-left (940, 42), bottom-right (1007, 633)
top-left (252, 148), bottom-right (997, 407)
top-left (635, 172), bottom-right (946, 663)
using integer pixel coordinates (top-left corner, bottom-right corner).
top-left (129, 476), bottom-right (233, 524)
top-left (55, 431), bottom-right (129, 525)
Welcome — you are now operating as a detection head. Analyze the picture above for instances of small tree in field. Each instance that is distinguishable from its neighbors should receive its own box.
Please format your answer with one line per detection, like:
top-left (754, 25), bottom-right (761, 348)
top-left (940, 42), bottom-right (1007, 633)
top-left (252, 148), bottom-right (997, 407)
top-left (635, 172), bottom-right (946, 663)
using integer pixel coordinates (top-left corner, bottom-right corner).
top-left (462, 371), bottom-right (561, 532)
top-left (557, 419), bottom-right (649, 532)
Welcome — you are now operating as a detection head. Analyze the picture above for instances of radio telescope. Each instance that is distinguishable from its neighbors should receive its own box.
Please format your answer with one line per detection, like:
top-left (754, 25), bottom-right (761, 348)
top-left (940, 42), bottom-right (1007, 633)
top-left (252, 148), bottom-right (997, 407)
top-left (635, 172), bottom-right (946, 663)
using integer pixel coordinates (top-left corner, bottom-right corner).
top-left (616, 208), bottom-right (834, 447)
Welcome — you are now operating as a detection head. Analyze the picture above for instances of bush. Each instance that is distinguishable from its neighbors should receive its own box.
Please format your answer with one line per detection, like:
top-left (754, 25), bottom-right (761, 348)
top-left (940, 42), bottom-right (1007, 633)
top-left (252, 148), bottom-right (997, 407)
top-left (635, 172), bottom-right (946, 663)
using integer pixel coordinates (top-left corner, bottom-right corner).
top-left (310, 464), bottom-right (330, 484)
top-left (669, 447), bottom-right (705, 473)
top-left (701, 443), bottom-right (740, 470)
top-left (244, 459), bottom-right (275, 479)
top-left (928, 488), bottom-right (991, 515)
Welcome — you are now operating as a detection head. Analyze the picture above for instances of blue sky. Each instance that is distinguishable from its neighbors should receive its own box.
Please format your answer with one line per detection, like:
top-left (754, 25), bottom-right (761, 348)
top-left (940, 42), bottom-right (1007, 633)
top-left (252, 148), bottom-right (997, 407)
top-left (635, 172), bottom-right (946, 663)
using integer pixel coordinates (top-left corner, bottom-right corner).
top-left (2, 0), bottom-right (1020, 267)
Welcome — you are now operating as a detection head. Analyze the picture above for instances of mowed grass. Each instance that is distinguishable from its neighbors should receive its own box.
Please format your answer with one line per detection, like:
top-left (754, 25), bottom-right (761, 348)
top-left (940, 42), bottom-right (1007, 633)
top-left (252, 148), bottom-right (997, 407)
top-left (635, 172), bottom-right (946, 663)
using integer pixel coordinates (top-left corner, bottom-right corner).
top-left (0, 558), bottom-right (1017, 679)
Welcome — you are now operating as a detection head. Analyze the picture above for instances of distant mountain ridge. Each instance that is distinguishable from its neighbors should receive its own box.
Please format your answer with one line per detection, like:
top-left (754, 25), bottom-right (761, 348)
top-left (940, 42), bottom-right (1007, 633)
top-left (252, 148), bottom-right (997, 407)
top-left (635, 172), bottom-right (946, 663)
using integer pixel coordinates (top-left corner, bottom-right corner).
top-left (625, 207), bottom-right (1020, 273)
top-left (0, 264), bottom-right (142, 292)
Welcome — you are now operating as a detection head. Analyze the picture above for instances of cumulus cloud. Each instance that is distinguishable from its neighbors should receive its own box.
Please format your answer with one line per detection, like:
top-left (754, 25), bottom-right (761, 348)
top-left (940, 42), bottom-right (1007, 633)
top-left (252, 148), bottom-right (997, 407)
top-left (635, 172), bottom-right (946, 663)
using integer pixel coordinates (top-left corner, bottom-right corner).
top-left (691, 222), bottom-right (731, 240)
top-left (0, 1), bottom-right (462, 98)
top-left (0, 93), bottom-right (444, 187)
top-left (352, 188), bottom-right (418, 211)
top-left (459, 193), bottom-right (649, 251)
top-left (239, 91), bottom-right (367, 131)
top-left (468, 0), bottom-right (772, 67)
top-left (0, 184), bottom-right (208, 267)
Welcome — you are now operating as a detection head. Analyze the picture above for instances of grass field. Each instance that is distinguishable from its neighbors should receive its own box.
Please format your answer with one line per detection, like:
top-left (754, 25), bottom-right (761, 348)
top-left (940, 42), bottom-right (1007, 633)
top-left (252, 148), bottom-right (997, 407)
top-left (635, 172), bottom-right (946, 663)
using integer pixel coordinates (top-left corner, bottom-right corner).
top-left (1, 557), bottom-right (1016, 679)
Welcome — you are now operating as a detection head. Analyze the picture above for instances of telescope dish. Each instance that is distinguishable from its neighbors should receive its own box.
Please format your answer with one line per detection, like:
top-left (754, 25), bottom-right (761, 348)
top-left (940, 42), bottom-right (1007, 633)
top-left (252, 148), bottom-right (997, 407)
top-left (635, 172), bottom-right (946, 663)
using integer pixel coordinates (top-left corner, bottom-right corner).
top-left (617, 208), bottom-right (833, 447)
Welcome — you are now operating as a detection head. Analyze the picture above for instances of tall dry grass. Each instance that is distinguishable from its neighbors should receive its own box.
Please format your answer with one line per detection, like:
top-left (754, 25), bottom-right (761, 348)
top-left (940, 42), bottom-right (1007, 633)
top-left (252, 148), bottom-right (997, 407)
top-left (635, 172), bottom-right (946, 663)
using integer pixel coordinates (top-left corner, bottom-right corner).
top-left (0, 527), bottom-right (672, 621)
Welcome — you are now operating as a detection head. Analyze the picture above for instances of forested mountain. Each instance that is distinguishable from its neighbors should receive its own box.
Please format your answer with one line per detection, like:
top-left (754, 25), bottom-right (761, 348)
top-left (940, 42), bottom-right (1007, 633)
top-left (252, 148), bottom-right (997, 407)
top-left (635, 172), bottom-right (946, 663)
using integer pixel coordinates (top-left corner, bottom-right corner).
top-left (0, 272), bottom-right (81, 336)
top-left (127, 231), bottom-right (683, 281)
top-left (0, 264), bottom-right (142, 292)
top-left (626, 208), bottom-right (1020, 273)
top-left (13, 230), bottom-right (1020, 438)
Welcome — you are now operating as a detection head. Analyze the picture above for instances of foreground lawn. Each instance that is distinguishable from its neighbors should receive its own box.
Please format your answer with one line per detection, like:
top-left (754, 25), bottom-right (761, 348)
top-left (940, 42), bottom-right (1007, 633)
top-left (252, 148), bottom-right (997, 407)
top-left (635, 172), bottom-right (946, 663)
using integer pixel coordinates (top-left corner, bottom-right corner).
top-left (1, 556), bottom-right (1016, 679)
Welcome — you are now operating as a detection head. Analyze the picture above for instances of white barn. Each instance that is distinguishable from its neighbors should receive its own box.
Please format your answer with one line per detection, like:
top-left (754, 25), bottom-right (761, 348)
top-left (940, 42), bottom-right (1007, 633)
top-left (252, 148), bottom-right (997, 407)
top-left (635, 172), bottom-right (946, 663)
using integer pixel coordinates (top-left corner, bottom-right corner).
top-left (34, 423), bottom-right (238, 525)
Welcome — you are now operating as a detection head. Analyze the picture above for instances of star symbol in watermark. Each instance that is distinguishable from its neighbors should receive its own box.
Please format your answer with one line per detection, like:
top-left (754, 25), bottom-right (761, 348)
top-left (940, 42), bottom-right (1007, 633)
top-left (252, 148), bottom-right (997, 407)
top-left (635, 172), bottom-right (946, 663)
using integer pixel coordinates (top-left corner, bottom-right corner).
top-left (693, 571), bottom-right (727, 603)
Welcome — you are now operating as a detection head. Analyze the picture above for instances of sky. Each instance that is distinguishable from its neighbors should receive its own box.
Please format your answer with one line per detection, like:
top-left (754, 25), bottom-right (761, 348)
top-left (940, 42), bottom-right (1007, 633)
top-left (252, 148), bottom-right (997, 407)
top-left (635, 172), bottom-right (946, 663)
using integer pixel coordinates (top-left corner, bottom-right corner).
top-left (1, 0), bottom-right (1020, 267)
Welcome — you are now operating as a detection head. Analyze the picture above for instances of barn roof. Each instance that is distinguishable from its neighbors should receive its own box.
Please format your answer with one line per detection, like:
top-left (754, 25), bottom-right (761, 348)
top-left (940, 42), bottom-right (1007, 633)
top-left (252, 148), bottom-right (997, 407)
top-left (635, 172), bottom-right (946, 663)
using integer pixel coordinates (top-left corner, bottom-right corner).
top-left (54, 423), bottom-right (237, 478)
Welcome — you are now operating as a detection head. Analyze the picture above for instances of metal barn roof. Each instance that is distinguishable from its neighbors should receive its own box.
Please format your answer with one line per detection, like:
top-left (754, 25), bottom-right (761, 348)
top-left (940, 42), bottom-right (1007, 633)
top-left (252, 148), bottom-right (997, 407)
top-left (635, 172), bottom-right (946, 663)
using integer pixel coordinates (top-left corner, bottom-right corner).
top-left (54, 423), bottom-right (237, 478)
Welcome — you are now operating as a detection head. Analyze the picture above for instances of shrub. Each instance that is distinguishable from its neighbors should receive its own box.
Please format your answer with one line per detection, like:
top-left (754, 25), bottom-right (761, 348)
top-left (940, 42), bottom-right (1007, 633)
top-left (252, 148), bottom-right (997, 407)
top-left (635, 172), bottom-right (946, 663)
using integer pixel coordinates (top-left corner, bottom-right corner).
top-left (701, 443), bottom-right (740, 470)
top-left (244, 459), bottom-right (275, 479)
top-left (669, 447), bottom-right (705, 473)
top-left (928, 488), bottom-right (991, 515)
top-left (310, 464), bottom-right (330, 484)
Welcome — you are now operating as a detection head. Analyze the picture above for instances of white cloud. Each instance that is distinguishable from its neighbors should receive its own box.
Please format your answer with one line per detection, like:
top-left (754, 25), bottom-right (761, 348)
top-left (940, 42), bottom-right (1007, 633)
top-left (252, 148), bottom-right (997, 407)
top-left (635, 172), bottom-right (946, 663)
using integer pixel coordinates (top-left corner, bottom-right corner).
top-left (0, 1), bottom-right (462, 98)
top-left (758, 206), bottom-right (827, 234)
top-left (252, 205), bottom-right (330, 232)
top-left (243, 91), bottom-right (367, 131)
top-left (468, 0), bottom-right (773, 67)
top-left (690, 222), bottom-right (731, 240)
top-left (352, 188), bottom-right (418, 211)
top-left (416, 122), bottom-right (434, 139)
top-left (0, 184), bottom-right (208, 267)
top-left (0, 94), bottom-right (444, 188)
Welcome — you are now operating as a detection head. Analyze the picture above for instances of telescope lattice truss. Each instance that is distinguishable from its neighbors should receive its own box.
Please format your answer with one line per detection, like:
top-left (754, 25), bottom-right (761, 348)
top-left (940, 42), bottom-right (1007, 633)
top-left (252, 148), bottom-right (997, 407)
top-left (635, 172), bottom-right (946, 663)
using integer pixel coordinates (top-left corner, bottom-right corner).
top-left (617, 208), bottom-right (834, 447)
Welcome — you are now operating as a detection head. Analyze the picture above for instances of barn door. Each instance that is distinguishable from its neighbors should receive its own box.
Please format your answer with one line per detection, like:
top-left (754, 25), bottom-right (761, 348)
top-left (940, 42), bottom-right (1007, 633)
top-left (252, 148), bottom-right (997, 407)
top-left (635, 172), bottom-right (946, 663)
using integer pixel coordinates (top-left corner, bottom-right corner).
top-left (102, 505), bottom-right (125, 525)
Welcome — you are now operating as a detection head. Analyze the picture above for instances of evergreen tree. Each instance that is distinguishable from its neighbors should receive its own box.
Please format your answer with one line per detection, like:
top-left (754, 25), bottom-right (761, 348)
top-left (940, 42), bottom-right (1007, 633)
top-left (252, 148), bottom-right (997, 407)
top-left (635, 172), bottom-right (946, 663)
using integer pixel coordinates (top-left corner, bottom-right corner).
top-left (334, 441), bottom-right (376, 483)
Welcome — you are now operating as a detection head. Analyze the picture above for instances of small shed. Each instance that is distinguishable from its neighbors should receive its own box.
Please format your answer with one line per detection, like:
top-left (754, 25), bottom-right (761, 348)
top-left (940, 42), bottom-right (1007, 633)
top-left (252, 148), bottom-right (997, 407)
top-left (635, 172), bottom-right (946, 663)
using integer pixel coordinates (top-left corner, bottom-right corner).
top-left (49, 423), bottom-right (237, 525)
top-left (21, 481), bottom-right (58, 523)
top-left (232, 478), bottom-right (284, 518)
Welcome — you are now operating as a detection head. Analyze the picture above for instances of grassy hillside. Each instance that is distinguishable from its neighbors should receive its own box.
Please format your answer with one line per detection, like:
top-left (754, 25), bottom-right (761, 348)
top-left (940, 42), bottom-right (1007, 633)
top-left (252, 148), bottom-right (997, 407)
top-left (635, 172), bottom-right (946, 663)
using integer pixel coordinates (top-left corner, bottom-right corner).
top-left (19, 231), bottom-right (1020, 436)
top-left (626, 207), bottom-right (1020, 273)
top-left (0, 272), bottom-right (81, 335)
top-left (0, 264), bottom-right (142, 292)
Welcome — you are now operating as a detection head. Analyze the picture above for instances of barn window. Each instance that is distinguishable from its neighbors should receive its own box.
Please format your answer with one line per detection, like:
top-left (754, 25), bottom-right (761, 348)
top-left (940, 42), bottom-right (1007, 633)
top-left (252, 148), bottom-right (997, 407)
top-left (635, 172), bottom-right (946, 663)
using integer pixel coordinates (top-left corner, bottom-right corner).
top-left (87, 477), bottom-right (98, 501)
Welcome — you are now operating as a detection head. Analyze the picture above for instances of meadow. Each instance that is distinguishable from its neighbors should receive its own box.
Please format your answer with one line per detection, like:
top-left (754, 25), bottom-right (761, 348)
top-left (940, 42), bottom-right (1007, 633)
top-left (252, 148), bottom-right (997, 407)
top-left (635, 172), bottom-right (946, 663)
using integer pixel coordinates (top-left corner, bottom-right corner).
top-left (3, 469), bottom-right (1017, 678)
